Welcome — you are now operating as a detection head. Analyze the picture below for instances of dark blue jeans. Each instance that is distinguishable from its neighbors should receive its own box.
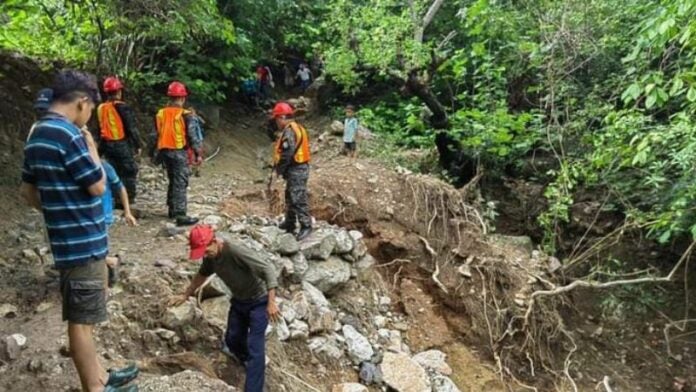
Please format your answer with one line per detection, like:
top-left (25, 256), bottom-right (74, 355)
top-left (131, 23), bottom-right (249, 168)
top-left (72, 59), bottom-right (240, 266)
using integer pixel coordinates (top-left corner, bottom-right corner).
top-left (225, 295), bottom-right (269, 392)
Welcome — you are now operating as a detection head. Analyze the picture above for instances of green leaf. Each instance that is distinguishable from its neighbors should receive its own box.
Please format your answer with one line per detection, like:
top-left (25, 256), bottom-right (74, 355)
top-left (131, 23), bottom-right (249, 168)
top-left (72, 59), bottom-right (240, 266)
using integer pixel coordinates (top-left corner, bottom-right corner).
top-left (644, 93), bottom-right (656, 109)
top-left (688, 87), bottom-right (696, 102)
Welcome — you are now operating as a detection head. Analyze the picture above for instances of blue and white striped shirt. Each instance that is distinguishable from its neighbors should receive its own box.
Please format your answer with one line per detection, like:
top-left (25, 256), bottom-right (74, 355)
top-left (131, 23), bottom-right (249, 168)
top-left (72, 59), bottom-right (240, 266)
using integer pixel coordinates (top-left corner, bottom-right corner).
top-left (22, 113), bottom-right (107, 269)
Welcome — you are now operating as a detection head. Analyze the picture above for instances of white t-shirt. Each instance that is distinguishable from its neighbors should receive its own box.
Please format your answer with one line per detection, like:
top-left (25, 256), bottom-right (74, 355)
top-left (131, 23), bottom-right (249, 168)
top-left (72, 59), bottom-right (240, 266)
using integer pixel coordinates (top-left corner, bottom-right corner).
top-left (297, 68), bottom-right (311, 81)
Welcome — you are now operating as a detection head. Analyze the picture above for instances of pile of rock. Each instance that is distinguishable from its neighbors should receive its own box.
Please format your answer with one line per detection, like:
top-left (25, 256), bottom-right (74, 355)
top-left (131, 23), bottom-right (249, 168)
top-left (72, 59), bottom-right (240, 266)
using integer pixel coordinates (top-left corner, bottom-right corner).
top-left (155, 215), bottom-right (460, 391)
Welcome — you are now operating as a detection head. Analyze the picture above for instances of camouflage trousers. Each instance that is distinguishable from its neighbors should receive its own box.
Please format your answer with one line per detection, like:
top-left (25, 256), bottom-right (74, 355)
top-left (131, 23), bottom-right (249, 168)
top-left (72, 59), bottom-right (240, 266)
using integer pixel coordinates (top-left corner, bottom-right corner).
top-left (284, 164), bottom-right (312, 228)
top-left (102, 140), bottom-right (138, 204)
top-left (160, 149), bottom-right (190, 217)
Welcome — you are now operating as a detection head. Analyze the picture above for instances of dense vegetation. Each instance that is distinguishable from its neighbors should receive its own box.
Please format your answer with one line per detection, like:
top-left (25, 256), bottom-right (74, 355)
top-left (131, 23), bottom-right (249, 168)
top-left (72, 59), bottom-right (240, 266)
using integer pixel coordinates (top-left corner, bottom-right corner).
top-left (2, 0), bottom-right (696, 260)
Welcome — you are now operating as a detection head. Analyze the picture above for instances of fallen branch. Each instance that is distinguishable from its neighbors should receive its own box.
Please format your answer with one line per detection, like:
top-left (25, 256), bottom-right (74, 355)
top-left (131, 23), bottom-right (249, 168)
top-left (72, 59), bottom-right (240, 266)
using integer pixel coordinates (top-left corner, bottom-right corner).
top-left (376, 258), bottom-right (411, 268)
top-left (524, 240), bottom-right (696, 325)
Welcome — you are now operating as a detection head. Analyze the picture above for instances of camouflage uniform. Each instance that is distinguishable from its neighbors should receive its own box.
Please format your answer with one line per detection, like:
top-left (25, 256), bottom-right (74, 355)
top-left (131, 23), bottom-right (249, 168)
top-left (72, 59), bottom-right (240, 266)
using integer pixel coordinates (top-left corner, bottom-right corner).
top-left (161, 149), bottom-right (190, 216)
top-left (98, 102), bottom-right (141, 204)
top-left (151, 111), bottom-right (202, 218)
top-left (276, 126), bottom-right (311, 228)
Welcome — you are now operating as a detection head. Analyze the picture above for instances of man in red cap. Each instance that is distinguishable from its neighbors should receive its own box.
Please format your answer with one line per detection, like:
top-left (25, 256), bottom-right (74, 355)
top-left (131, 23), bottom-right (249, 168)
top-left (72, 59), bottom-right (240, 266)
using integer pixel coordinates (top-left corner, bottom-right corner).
top-left (271, 102), bottom-right (313, 240)
top-left (170, 224), bottom-right (280, 392)
top-left (152, 81), bottom-right (202, 226)
top-left (97, 76), bottom-right (141, 205)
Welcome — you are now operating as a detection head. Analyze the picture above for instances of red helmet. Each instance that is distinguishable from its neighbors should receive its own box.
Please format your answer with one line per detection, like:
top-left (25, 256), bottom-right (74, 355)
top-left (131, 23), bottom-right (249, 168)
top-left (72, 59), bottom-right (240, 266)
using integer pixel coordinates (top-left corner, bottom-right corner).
top-left (103, 76), bottom-right (124, 93)
top-left (272, 102), bottom-right (294, 118)
top-left (167, 81), bottom-right (188, 98)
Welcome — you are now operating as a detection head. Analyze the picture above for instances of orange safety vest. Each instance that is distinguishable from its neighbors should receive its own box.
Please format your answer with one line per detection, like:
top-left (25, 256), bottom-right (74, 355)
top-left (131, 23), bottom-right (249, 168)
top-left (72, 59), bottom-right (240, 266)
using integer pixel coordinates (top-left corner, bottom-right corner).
top-left (156, 107), bottom-right (188, 150)
top-left (274, 121), bottom-right (311, 165)
top-left (97, 101), bottom-right (125, 141)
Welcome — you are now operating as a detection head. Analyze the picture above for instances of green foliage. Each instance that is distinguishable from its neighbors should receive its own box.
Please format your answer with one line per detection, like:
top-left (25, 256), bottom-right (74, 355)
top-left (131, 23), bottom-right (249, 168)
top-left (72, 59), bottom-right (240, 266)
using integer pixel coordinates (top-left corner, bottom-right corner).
top-left (357, 97), bottom-right (433, 149)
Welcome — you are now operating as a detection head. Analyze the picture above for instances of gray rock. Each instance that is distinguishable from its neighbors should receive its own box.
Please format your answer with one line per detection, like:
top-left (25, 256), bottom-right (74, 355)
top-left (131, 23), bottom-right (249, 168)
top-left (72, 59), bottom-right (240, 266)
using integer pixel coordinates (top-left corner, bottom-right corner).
top-left (2, 333), bottom-right (26, 360)
top-left (302, 281), bottom-right (330, 308)
top-left (159, 223), bottom-right (186, 237)
top-left (274, 318), bottom-right (291, 341)
top-left (351, 239), bottom-right (368, 260)
top-left (201, 276), bottom-right (232, 299)
top-left (202, 215), bottom-right (224, 226)
top-left (331, 383), bottom-right (368, 392)
top-left (22, 249), bottom-right (40, 263)
top-left (381, 352), bottom-right (430, 392)
top-left (360, 361), bottom-right (383, 385)
top-left (488, 234), bottom-right (534, 257)
top-left (163, 301), bottom-right (201, 329)
top-left (229, 223), bottom-right (246, 233)
top-left (431, 375), bottom-right (461, 392)
top-left (349, 230), bottom-right (363, 241)
top-left (0, 304), bottom-right (18, 318)
top-left (290, 291), bottom-right (310, 320)
top-left (154, 259), bottom-right (177, 269)
top-left (140, 370), bottom-right (236, 392)
top-left (334, 230), bottom-right (354, 254)
top-left (308, 336), bottom-right (343, 359)
top-left (250, 226), bottom-right (283, 247)
top-left (412, 350), bottom-right (452, 376)
top-left (288, 320), bottom-right (309, 340)
top-left (547, 256), bottom-right (562, 273)
top-left (342, 325), bottom-right (374, 364)
top-left (303, 256), bottom-right (351, 294)
top-left (330, 120), bottom-right (345, 135)
top-left (355, 254), bottom-right (376, 271)
top-left (290, 252), bottom-right (309, 281)
top-left (275, 233), bottom-right (300, 255)
top-left (377, 329), bottom-right (403, 353)
top-left (300, 230), bottom-right (337, 260)
top-left (280, 301), bottom-right (297, 323)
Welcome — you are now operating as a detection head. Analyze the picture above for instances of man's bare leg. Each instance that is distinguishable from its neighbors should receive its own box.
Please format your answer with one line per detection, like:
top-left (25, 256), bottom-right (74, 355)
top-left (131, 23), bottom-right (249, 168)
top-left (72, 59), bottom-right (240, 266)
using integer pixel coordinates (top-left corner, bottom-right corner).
top-left (68, 323), bottom-right (108, 391)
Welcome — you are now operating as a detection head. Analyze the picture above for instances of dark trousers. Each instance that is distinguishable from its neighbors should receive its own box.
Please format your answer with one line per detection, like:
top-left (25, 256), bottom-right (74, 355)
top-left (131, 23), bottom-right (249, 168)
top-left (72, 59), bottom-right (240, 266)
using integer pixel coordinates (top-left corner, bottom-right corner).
top-left (284, 164), bottom-right (311, 228)
top-left (160, 149), bottom-right (190, 216)
top-left (225, 296), bottom-right (269, 392)
top-left (102, 140), bottom-right (138, 203)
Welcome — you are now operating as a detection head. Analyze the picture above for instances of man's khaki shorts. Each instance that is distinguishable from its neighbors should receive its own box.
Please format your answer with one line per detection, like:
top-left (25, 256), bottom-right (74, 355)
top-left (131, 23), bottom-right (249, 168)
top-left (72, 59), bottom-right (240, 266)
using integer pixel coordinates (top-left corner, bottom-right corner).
top-left (59, 260), bottom-right (107, 324)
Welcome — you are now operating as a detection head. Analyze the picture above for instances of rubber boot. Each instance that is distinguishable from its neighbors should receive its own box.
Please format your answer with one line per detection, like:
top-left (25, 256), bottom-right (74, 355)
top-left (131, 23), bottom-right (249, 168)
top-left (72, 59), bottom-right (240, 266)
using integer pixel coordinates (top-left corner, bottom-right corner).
top-left (176, 215), bottom-right (199, 226)
top-left (296, 226), bottom-right (313, 241)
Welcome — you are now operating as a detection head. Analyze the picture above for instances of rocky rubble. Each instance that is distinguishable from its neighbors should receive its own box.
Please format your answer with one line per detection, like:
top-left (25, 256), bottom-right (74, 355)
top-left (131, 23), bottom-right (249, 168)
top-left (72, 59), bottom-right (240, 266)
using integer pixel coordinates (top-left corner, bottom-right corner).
top-left (153, 213), bottom-right (464, 391)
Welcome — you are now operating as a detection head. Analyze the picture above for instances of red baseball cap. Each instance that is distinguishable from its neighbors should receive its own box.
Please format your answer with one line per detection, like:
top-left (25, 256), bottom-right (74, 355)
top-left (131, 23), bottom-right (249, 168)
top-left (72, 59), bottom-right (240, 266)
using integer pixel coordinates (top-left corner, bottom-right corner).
top-left (189, 224), bottom-right (215, 260)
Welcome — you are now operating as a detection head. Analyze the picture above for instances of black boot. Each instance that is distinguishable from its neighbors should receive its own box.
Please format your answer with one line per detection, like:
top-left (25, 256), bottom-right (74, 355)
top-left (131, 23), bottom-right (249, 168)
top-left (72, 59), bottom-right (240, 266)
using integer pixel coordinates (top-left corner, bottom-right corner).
top-left (296, 226), bottom-right (313, 241)
top-left (176, 215), bottom-right (199, 226)
top-left (278, 220), bottom-right (296, 233)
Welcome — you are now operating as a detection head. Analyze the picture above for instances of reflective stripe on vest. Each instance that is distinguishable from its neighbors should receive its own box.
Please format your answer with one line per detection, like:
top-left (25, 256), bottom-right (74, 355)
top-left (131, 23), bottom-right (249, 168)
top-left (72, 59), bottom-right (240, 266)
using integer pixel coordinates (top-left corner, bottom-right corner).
top-left (156, 107), bottom-right (188, 150)
top-left (273, 121), bottom-right (311, 165)
top-left (97, 101), bottom-right (125, 141)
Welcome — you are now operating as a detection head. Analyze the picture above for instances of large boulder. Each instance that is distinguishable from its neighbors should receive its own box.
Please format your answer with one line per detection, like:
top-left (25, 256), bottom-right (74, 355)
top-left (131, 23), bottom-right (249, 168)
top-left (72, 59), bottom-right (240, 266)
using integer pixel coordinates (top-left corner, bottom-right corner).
top-left (290, 252), bottom-right (309, 281)
top-left (288, 320), bottom-right (309, 340)
top-left (301, 282), bottom-right (335, 333)
top-left (381, 352), bottom-right (430, 392)
top-left (140, 370), bottom-right (236, 392)
top-left (300, 230), bottom-right (337, 260)
top-left (342, 325), bottom-right (374, 364)
top-left (250, 226), bottom-right (284, 247)
top-left (303, 256), bottom-right (351, 294)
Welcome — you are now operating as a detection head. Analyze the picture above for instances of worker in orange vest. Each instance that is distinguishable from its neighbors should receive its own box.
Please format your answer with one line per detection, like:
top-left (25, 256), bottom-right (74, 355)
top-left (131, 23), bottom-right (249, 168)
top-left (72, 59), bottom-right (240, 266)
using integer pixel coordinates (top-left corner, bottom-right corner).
top-left (271, 102), bottom-right (313, 240)
top-left (152, 81), bottom-right (201, 226)
top-left (97, 76), bottom-right (141, 205)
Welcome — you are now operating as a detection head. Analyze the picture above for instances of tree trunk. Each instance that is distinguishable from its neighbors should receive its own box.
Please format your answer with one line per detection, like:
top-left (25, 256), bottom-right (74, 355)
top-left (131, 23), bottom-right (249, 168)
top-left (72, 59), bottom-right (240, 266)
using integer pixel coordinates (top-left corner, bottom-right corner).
top-left (405, 72), bottom-right (476, 186)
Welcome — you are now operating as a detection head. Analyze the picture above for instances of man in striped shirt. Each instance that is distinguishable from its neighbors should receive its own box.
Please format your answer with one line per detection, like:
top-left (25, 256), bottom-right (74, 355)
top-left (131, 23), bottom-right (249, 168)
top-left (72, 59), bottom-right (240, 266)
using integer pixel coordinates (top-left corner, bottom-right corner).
top-left (20, 70), bottom-right (138, 392)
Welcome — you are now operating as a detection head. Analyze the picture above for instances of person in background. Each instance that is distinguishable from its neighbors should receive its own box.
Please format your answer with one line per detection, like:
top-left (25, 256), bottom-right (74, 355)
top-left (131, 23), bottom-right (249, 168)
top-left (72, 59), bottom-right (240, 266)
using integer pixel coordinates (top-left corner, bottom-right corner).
top-left (152, 81), bottom-right (201, 226)
top-left (170, 224), bottom-right (279, 392)
top-left (101, 158), bottom-right (138, 287)
top-left (271, 102), bottom-right (313, 240)
top-left (242, 77), bottom-right (259, 108)
top-left (96, 76), bottom-right (141, 205)
top-left (27, 88), bottom-right (53, 140)
top-left (296, 63), bottom-right (312, 93)
top-left (343, 104), bottom-right (359, 159)
top-left (20, 70), bottom-right (138, 392)
top-left (256, 63), bottom-right (274, 102)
